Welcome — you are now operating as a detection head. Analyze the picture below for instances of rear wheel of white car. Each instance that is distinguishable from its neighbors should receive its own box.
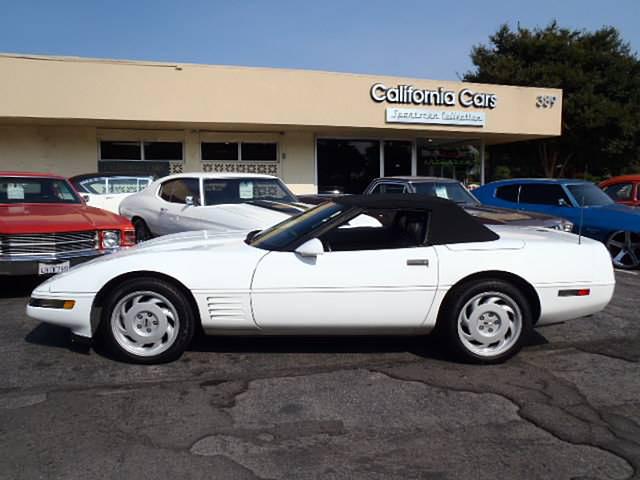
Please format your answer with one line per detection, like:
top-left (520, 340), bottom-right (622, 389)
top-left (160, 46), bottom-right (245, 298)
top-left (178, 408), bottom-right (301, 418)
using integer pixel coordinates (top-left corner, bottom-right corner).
top-left (99, 278), bottom-right (195, 364)
top-left (133, 218), bottom-right (152, 242)
top-left (439, 279), bottom-right (532, 364)
top-left (606, 231), bottom-right (640, 269)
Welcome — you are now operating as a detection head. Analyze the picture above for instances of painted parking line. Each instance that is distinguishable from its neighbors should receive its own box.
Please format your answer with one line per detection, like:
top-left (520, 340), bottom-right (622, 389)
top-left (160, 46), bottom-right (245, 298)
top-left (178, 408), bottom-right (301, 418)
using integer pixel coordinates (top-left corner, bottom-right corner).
top-left (614, 269), bottom-right (639, 276)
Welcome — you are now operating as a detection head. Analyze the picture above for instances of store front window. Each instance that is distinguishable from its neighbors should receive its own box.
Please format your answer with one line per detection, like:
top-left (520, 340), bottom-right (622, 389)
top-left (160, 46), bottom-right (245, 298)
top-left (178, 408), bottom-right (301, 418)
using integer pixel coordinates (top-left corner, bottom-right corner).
top-left (317, 139), bottom-right (380, 194)
top-left (99, 140), bottom-right (182, 177)
top-left (383, 141), bottom-right (412, 177)
top-left (416, 139), bottom-right (481, 185)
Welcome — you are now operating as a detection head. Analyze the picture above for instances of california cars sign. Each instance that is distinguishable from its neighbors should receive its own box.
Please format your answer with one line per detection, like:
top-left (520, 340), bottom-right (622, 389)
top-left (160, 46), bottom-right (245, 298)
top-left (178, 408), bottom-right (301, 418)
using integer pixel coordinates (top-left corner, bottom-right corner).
top-left (371, 83), bottom-right (496, 127)
top-left (370, 83), bottom-right (497, 109)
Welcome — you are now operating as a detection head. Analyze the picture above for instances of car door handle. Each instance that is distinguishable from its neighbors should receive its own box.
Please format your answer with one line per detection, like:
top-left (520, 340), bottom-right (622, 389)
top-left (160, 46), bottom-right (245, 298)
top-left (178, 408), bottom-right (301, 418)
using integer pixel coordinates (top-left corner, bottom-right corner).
top-left (160, 207), bottom-right (168, 213)
top-left (406, 259), bottom-right (429, 266)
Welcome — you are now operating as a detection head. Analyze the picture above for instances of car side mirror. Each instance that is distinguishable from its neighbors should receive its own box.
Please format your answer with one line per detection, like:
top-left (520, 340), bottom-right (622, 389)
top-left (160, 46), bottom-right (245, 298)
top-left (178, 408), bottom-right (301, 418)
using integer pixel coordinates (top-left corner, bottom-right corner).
top-left (81, 194), bottom-right (90, 202)
top-left (558, 198), bottom-right (568, 207)
top-left (294, 238), bottom-right (324, 257)
top-left (185, 195), bottom-right (195, 206)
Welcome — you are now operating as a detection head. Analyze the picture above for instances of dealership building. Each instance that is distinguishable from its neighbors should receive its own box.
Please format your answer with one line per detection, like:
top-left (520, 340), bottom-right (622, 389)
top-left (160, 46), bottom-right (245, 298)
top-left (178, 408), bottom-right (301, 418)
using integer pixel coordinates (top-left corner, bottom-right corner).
top-left (0, 54), bottom-right (562, 194)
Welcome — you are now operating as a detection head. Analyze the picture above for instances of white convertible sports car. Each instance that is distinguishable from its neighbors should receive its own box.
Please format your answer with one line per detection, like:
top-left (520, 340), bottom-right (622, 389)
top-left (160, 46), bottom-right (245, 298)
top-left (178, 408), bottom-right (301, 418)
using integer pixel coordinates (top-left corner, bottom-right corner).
top-left (118, 173), bottom-right (308, 241)
top-left (27, 195), bottom-right (615, 365)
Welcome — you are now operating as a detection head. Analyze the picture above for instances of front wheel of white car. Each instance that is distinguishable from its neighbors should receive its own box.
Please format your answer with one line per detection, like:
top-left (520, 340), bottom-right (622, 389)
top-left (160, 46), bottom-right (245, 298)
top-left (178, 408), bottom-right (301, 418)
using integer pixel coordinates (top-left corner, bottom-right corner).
top-left (98, 278), bottom-right (196, 364)
top-left (439, 279), bottom-right (532, 364)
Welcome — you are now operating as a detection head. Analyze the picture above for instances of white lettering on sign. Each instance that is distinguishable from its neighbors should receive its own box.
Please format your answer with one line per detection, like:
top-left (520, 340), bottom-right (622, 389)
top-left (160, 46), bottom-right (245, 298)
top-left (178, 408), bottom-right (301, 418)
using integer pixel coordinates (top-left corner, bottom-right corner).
top-left (371, 83), bottom-right (497, 109)
top-left (386, 108), bottom-right (486, 127)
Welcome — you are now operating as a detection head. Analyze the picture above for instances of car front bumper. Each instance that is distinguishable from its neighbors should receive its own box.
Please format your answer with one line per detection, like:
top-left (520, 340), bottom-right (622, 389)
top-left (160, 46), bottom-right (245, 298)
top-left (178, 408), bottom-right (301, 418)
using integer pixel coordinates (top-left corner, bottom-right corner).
top-left (27, 292), bottom-right (97, 338)
top-left (0, 250), bottom-right (103, 276)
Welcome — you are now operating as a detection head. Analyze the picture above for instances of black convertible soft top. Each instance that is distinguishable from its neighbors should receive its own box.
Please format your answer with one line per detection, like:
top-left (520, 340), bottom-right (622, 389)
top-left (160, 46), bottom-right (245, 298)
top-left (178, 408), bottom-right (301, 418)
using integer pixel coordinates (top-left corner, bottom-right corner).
top-left (334, 194), bottom-right (500, 244)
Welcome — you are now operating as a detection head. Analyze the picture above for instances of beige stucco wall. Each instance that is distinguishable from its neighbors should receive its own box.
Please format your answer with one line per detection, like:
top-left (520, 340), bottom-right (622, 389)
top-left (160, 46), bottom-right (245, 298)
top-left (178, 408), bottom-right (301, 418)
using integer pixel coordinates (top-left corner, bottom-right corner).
top-left (0, 54), bottom-right (562, 139)
top-left (0, 124), bottom-right (317, 193)
top-left (0, 125), bottom-right (97, 176)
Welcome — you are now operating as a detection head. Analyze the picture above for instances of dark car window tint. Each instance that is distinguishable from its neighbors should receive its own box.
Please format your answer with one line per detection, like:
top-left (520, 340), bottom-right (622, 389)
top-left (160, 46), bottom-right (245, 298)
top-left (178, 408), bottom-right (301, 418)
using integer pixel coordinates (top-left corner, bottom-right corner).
top-left (159, 178), bottom-right (200, 204)
top-left (566, 184), bottom-right (613, 207)
top-left (170, 178), bottom-right (200, 204)
top-left (495, 184), bottom-right (519, 202)
top-left (159, 181), bottom-right (174, 202)
top-left (603, 183), bottom-right (634, 201)
top-left (370, 183), bottom-right (405, 194)
top-left (320, 209), bottom-right (430, 251)
top-left (203, 178), bottom-right (296, 205)
top-left (412, 182), bottom-right (479, 205)
top-left (519, 184), bottom-right (570, 205)
top-left (0, 177), bottom-right (80, 204)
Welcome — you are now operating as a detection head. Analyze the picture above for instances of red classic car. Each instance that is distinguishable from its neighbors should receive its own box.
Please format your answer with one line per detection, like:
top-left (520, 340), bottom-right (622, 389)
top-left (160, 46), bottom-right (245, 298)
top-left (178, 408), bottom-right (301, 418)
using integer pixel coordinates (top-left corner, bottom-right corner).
top-left (0, 172), bottom-right (135, 276)
top-left (600, 175), bottom-right (640, 207)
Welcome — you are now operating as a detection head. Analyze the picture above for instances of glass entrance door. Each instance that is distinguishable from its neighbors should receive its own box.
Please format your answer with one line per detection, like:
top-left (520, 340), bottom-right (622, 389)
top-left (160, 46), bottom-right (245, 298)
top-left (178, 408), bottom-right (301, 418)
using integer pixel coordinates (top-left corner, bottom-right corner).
top-left (383, 141), bottom-right (412, 177)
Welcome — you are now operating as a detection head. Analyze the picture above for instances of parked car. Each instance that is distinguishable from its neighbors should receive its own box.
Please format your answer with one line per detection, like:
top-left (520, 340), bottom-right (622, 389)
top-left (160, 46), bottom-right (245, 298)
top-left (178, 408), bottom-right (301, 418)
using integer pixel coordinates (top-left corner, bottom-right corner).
top-left (0, 171), bottom-right (135, 276)
top-left (363, 177), bottom-right (574, 231)
top-left (119, 173), bottom-right (308, 241)
top-left (599, 175), bottom-right (640, 207)
top-left (70, 173), bottom-right (155, 214)
top-left (474, 178), bottom-right (640, 269)
top-left (28, 194), bottom-right (614, 365)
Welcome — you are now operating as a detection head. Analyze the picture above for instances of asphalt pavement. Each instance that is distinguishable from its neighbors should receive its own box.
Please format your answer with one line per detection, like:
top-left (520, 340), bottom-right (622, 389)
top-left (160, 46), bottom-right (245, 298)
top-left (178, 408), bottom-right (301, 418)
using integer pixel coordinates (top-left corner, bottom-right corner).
top-left (1, 271), bottom-right (639, 480)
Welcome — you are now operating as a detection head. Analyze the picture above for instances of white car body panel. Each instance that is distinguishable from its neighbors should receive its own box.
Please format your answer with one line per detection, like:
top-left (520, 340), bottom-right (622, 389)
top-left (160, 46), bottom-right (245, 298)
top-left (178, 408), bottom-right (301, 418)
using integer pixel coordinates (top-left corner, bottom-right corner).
top-left (119, 173), bottom-right (300, 236)
top-left (27, 226), bottom-right (615, 340)
top-left (252, 246), bottom-right (439, 330)
top-left (83, 192), bottom-right (132, 214)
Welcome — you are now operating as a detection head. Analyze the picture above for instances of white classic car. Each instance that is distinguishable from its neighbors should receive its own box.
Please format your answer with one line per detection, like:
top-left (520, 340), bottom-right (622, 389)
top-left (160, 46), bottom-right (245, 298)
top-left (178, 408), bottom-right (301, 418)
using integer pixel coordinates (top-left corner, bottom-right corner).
top-left (118, 173), bottom-right (308, 241)
top-left (70, 173), bottom-right (154, 214)
top-left (28, 194), bottom-right (615, 365)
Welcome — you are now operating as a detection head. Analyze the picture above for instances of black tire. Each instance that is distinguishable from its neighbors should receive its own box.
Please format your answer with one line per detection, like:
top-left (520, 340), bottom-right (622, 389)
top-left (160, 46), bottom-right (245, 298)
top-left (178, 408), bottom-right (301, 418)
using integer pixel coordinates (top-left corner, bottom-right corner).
top-left (605, 230), bottom-right (640, 270)
top-left (97, 277), bottom-right (196, 364)
top-left (436, 279), bottom-right (533, 364)
top-left (133, 217), bottom-right (152, 243)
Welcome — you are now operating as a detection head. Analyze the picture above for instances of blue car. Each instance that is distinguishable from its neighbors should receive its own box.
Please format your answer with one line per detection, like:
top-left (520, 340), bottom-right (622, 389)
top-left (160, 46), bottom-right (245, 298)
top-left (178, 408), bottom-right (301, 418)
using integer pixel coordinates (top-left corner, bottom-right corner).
top-left (474, 178), bottom-right (640, 269)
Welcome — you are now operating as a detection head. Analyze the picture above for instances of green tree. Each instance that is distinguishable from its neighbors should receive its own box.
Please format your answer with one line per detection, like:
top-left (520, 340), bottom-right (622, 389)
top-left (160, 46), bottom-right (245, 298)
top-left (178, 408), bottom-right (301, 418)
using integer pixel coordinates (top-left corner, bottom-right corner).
top-left (465, 22), bottom-right (640, 179)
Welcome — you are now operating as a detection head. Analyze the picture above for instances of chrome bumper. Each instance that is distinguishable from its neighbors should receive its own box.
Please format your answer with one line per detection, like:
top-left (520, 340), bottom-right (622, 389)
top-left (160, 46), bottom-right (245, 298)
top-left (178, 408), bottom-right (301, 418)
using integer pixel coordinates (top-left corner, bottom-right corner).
top-left (0, 250), bottom-right (103, 276)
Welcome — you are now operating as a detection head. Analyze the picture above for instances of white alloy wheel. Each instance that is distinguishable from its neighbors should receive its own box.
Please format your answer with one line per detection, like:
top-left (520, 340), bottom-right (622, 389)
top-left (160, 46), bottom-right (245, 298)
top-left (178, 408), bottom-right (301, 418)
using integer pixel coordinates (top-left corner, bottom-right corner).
top-left (606, 231), bottom-right (640, 269)
top-left (456, 291), bottom-right (523, 359)
top-left (110, 290), bottom-right (180, 357)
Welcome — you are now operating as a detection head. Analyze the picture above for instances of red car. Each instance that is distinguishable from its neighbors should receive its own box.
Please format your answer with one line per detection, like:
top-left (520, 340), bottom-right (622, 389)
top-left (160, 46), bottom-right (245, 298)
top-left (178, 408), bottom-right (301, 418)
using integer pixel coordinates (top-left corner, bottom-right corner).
top-left (600, 175), bottom-right (640, 207)
top-left (0, 172), bottom-right (135, 276)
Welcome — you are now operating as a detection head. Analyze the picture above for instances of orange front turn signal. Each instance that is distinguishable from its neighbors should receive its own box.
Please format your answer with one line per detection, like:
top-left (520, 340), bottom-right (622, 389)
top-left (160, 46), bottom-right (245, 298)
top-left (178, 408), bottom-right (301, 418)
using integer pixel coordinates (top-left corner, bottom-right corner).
top-left (63, 300), bottom-right (76, 309)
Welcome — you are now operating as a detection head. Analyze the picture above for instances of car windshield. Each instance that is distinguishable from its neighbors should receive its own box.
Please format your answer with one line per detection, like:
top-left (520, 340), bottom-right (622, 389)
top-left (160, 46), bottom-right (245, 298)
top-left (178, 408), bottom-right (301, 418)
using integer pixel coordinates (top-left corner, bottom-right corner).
top-left (248, 202), bottom-right (347, 250)
top-left (566, 183), bottom-right (614, 207)
top-left (0, 177), bottom-right (80, 204)
top-left (78, 176), bottom-right (152, 194)
top-left (203, 178), bottom-right (297, 206)
top-left (412, 182), bottom-right (479, 205)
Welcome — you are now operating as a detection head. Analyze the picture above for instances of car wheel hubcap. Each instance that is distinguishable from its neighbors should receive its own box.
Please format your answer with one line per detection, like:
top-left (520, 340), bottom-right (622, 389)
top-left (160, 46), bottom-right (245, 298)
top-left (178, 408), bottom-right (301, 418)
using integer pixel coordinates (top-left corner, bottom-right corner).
top-left (606, 231), bottom-right (640, 269)
top-left (457, 291), bottom-right (522, 358)
top-left (111, 291), bottom-right (180, 357)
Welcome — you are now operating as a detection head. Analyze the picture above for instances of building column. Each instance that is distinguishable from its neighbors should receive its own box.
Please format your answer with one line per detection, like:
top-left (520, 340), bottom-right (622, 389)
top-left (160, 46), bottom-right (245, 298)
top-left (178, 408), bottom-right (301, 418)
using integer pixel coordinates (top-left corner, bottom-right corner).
top-left (480, 140), bottom-right (486, 185)
top-left (183, 129), bottom-right (200, 173)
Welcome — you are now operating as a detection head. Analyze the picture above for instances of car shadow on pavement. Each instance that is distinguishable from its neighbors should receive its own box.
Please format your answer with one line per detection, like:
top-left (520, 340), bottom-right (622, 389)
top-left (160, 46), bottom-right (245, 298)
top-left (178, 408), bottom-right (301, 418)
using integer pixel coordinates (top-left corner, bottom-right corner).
top-left (24, 321), bottom-right (550, 363)
top-left (0, 276), bottom-right (43, 299)
top-left (25, 323), bottom-right (72, 349)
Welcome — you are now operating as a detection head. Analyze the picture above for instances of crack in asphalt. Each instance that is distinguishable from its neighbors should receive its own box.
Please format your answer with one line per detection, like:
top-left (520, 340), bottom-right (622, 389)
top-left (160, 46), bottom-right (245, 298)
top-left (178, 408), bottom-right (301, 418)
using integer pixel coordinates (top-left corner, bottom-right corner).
top-left (369, 362), bottom-right (640, 480)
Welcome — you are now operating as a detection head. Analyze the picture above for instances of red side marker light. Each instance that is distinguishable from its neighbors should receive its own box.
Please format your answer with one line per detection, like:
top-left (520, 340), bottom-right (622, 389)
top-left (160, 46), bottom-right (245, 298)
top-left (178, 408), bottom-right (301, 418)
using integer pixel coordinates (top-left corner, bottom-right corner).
top-left (558, 289), bottom-right (591, 297)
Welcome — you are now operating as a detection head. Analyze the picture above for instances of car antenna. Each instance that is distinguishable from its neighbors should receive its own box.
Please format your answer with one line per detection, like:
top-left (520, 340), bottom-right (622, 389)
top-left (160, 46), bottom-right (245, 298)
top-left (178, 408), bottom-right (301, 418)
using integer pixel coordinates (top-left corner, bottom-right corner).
top-left (578, 164), bottom-right (587, 245)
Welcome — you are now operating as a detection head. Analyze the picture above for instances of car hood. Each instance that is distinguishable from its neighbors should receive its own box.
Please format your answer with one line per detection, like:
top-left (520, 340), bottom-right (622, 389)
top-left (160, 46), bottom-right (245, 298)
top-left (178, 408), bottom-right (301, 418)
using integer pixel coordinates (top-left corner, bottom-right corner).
top-left (202, 202), bottom-right (296, 229)
top-left (463, 204), bottom-right (561, 226)
top-left (0, 203), bottom-right (130, 233)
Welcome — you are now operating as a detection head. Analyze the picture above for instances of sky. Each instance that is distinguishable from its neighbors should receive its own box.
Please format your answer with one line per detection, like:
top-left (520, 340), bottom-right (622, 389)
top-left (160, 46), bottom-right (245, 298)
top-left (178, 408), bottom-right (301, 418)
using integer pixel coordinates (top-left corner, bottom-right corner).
top-left (0, 0), bottom-right (638, 81)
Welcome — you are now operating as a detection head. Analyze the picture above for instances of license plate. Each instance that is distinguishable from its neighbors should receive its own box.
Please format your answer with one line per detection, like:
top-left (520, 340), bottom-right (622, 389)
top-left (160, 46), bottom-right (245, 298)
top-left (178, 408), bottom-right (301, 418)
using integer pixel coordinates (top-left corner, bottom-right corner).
top-left (38, 261), bottom-right (70, 275)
